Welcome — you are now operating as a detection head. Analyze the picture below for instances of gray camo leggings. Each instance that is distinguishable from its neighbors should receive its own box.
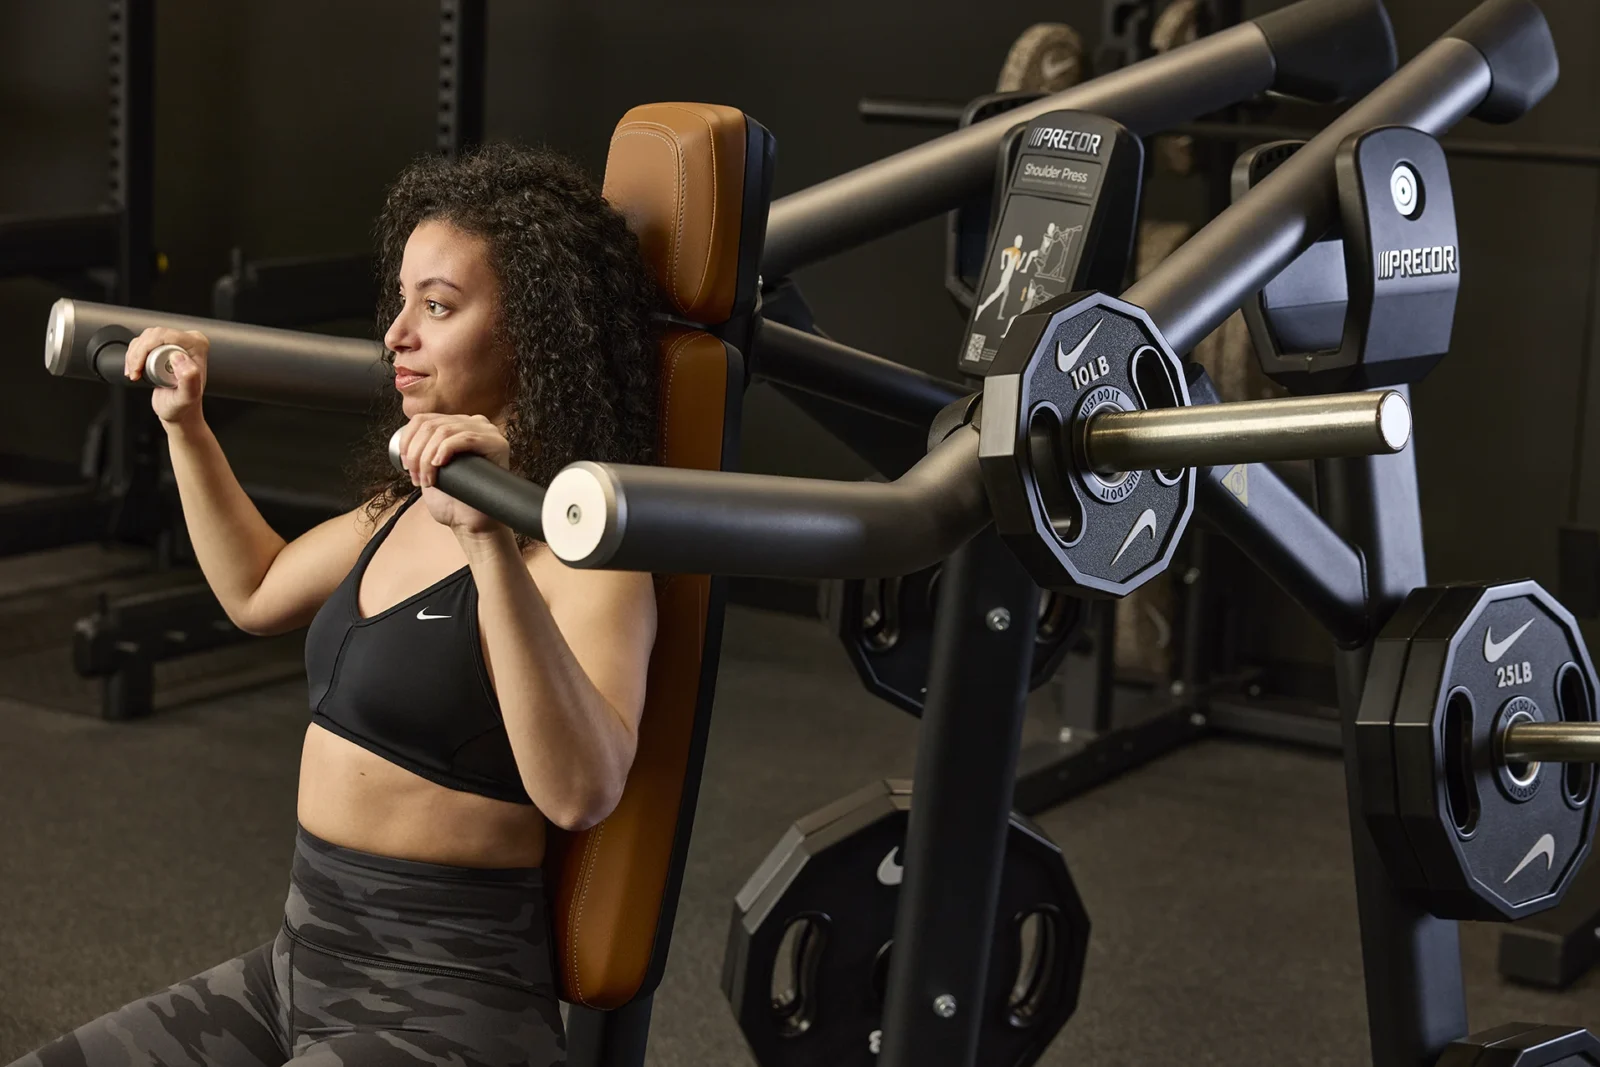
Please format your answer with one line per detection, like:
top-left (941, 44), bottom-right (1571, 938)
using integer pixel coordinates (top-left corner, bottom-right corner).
top-left (7, 826), bottom-right (565, 1067)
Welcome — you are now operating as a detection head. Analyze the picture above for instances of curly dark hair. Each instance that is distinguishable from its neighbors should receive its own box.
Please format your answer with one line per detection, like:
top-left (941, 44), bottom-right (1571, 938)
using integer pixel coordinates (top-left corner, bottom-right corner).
top-left (352, 142), bottom-right (660, 544)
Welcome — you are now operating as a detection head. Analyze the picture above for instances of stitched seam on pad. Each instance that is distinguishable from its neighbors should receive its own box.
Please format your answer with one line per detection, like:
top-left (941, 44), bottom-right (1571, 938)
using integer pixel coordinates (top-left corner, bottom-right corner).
top-left (661, 332), bottom-right (695, 467)
top-left (658, 106), bottom-right (718, 311)
top-left (571, 820), bottom-right (606, 1005)
top-left (610, 124), bottom-right (687, 313)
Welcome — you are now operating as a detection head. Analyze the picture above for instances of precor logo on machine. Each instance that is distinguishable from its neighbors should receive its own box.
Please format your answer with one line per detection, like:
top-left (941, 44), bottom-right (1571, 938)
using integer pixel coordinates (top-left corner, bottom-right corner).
top-left (1376, 244), bottom-right (1458, 280)
top-left (1027, 126), bottom-right (1103, 155)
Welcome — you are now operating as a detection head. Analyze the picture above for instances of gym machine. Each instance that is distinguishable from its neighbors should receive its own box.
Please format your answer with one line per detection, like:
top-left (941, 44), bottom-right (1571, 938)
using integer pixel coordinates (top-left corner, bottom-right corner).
top-left (851, 83), bottom-right (1459, 775)
top-left (46, 1), bottom-right (1421, 1064)
top-left (460, 3), bottom-right (1578, 1065)
top-left (47, 2), bottom-right (1579, 1065)
top-left (42, 0), bottom-right (1385, 723)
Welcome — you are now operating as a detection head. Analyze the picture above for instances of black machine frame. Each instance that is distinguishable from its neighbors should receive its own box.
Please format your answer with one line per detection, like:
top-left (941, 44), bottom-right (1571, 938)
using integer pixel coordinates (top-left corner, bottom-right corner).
top-left (0, 0), bottom-right (160, 556)
top-left (490, 4), bottom-right (1538, 1064)
top-left (41, 0), bottom-right (1564, 1064)
top-left (211, 0), bottom-right (486, 328)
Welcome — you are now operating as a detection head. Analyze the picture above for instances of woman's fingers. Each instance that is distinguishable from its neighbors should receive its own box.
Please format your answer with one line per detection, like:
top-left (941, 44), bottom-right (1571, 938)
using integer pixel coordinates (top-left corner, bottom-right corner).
top-left (126, 327), bottom-right (208, 383)
top-left (125, 328), bottom-right (158, 381)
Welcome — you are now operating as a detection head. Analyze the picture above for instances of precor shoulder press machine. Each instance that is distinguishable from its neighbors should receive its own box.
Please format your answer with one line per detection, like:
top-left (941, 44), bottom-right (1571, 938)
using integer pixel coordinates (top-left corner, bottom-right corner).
top-left (40, 0), bottom-right (1386, 723)
top-left (417, 3), bottom-right (1583, 1066)
top-left (45, 2), bottom-right (1582, 1065)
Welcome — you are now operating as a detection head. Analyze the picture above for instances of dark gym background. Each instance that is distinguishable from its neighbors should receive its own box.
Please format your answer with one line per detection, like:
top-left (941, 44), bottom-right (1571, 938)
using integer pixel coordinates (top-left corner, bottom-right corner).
top-left (4, 0), bottom-right (1600, 1063)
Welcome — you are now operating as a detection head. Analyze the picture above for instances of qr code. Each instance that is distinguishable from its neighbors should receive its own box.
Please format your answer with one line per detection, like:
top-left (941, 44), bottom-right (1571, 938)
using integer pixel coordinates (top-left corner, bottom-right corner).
top-left (965, 333), bottom-right (987, 361)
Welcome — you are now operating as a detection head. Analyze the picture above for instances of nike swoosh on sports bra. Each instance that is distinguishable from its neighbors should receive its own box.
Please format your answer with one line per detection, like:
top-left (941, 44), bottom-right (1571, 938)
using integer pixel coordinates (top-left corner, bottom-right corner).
top-left (305, 490), bottom-right (532, 805)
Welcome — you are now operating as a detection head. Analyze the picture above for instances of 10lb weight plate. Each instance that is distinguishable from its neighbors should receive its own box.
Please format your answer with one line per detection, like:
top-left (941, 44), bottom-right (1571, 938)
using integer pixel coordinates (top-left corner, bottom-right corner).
top-left (980, 291), bottom-right (1195, 597)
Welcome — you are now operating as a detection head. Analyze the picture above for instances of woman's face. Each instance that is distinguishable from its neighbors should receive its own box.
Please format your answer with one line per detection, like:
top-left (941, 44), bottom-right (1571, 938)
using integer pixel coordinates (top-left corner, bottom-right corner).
top-left (384, 219), bottom-right (511, 424)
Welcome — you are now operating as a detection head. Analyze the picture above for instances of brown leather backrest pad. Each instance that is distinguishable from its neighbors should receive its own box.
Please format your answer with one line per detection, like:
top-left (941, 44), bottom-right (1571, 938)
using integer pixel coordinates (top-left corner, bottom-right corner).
top-left (601, 102), bottom-right (749, 324)
top-left (550, 104), bottom-right (746, 1009)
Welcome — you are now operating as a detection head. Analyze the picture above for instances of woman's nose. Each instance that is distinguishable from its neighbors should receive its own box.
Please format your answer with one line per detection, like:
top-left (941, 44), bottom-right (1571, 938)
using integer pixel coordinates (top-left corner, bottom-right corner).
top-left (384, 307), bottom-right (416, 353)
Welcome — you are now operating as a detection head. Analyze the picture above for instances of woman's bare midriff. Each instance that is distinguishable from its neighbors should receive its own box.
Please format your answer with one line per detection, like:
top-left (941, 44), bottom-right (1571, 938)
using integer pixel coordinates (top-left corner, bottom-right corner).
top-left (297, 722), bottom-right (546, 869)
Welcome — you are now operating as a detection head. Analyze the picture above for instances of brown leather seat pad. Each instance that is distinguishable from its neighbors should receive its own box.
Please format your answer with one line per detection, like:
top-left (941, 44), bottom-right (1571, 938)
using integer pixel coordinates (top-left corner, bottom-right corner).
top-left (602, 103), bottom-right (749, 325)
top-left (551, 328), bottom-right (730, 1008)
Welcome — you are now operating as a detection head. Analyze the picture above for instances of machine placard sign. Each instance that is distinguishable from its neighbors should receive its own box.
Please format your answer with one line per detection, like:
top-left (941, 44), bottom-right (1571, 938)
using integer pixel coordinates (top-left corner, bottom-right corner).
top-left (959, 110), bottom-right (1142, 377)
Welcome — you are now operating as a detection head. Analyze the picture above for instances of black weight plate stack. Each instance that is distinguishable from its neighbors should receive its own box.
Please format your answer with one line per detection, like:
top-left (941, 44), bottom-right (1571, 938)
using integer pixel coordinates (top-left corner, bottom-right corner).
top-left (1356, 586), bottom-right (1450, 892)
top-left (980, 291), bottom-right (1195, 598)
top-left (1435, 1023), bottom-right (1600, 1066)
top-left (1357, 581), bottom-right (1600, 921)
top-left (822, 568), bottom-right (1085, 715)
top-left (722, 779), bottom-right (1088, 1067)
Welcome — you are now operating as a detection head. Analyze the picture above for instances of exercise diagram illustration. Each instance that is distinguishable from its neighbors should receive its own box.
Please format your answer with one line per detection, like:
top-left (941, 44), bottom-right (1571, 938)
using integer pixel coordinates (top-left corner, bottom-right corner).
top-left (974, 219), bottom-right (1083, 338)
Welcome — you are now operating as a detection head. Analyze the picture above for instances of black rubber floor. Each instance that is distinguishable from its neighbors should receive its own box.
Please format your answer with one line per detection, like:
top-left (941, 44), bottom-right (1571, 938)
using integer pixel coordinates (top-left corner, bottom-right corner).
top-left (3, 606), bottom-right (1599, 1065)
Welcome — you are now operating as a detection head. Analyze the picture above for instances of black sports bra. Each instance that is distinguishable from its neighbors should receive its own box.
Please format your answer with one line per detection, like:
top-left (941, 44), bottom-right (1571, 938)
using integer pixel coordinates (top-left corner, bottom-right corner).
top-left (304, 491), bottom-right (532, 805)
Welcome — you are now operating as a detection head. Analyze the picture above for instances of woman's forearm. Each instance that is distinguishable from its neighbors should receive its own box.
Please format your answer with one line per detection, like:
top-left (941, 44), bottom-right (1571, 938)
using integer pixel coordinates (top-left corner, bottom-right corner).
top-left (163, 417), bottom-right (287, 624)
top-left (461, 527), bottom-right (636, 829)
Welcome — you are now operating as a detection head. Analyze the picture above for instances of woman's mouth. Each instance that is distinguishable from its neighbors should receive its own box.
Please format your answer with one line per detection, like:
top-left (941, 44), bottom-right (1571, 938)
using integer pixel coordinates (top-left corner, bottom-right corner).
top-left (395, 368), bottom-right (426, 390)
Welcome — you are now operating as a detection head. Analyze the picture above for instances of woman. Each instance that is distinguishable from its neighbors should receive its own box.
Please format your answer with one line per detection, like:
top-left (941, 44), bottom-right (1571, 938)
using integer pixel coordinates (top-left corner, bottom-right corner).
top-left (10, 143), bottom-right (661, 1067)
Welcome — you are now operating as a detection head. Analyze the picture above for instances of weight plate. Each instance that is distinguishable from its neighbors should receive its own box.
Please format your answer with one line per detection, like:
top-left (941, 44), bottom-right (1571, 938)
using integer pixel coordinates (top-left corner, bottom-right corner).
top-left (824, 569), bottom-right (1086, 715)
top-left (723, 780), bottom-right (1088, 1067)
top-left (1356, 585), bottom-right (1449, 896)
top-left (980, 291), bottom-right (1194, 597)
top-left (1386, 581), bottom-right (1598, 921)
top-left (996, 23), bottom-right (1085, 94)
top-left (1435, 1023), bottom-right (1600, 1066)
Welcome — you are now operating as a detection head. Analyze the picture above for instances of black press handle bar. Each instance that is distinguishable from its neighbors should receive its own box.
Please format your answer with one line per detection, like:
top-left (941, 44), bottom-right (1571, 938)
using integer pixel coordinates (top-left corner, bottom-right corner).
top-left (520, 0), bottom-right (1554, 578)
top-left (761, 0), bottom-right (1397, 278)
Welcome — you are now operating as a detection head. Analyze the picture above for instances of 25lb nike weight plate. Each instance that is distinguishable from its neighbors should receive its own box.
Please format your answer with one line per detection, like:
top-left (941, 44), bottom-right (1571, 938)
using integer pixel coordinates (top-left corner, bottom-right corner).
top-left (979, 291), bottom-right (1195, 597)
top-left (1356, 581), bottom-right (1600, 921)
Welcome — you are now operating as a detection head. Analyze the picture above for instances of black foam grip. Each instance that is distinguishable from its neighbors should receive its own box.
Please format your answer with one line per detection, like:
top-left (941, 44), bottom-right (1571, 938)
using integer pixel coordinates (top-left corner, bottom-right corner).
top-left (1444, 0), bottom-right (1557, 123)
top-left (1254, 0), bottom-right (1397, 104)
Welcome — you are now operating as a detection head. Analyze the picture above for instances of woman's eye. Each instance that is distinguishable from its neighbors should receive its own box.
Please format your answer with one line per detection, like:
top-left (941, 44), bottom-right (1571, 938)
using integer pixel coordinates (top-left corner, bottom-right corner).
top-left (425, 299), bottom-right (447, 317)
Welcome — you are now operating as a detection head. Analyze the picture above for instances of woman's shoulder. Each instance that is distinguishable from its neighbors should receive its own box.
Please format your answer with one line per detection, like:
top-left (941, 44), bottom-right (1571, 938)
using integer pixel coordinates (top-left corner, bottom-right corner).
top-left (348, 489), bottom-right (413, 543)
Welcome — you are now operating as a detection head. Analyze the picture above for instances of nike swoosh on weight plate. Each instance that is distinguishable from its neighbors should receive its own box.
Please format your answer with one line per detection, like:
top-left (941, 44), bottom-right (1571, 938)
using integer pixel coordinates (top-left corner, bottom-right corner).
top-left (1056, 319), bottom-right (1102, 373)
top-left (1111, 508), bottom-right (1158, 567)
top-left (1040, 52), bottom-right (1077, 81)
top-left (1483, 618), bottom-right (1534, 663)
top-left (1504, 832), bottom-right (1556, 884)
top-left (876, 847), bottom-right (904, 887)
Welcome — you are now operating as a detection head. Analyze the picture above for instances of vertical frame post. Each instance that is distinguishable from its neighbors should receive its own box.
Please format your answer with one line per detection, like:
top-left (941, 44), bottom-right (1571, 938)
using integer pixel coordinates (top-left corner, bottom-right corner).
top-left (1316, 391), bottom-right (1469, 1067)
top-left (437, 0), bottom-right (487, 159)
top-left (879, 528), bottom-right (1040, 1067)
top-left (105, 0), bottom-right (161, 546)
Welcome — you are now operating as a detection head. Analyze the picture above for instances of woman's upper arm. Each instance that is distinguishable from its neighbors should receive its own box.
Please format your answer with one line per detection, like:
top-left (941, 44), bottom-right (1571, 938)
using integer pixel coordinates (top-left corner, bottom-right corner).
top-left (236, 500), bottom-right (392, 636)
top-left (545, 568), bottom-right (659, 732)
